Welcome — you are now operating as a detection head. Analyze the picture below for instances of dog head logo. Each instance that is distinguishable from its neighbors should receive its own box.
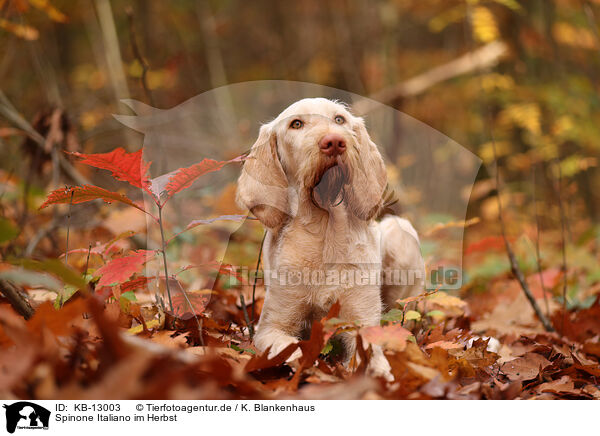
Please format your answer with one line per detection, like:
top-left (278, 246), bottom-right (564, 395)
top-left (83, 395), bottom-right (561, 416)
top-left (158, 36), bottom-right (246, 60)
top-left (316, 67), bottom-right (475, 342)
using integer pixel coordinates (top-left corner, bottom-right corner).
top-left (3, 402), bottom-right (50, 433)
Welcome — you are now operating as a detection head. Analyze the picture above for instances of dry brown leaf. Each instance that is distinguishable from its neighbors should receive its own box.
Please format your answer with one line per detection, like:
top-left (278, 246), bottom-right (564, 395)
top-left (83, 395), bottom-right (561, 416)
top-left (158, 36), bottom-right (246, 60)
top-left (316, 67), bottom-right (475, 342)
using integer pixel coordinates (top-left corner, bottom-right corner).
top-left (501, 353), bottom-right (551, 381)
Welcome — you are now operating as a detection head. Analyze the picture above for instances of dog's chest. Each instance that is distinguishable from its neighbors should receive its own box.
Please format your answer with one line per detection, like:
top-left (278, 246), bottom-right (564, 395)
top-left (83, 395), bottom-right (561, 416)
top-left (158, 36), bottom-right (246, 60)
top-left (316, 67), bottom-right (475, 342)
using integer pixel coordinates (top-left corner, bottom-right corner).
top-left (265, 214), bottom-right (381, 313)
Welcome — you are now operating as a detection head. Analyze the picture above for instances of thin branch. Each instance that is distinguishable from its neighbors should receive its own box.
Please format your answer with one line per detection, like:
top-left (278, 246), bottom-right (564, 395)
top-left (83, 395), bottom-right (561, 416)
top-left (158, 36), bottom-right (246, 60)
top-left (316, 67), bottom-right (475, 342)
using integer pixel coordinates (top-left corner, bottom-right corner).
top-left (240, 293), bottom-right (253, 340)
top-left (157, 205), bottom-right (173, 312)
top-left (64, 189), bottom-right (74, 265)
top-left (125, 7), bottom-right (154, 106)
top-left (353, 41), bottom-right (508, 115)
top-left (0, 279), bottom-right (34, 320)
top-left (532, 163), bottom-right (551, 317)
top-left (170, 278), bottom-right (204, 347)
top-left (554, 160), bottom-right (568, 334)
top-left (84, 243), bottom-right (92, 279)
top-left (491, 136), bottom-right (554, 332)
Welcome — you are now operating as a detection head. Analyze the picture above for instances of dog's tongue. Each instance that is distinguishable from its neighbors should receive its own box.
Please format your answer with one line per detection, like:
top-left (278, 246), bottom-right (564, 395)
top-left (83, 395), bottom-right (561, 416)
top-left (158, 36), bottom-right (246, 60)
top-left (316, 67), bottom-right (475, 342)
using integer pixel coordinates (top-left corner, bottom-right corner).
top-left (313, 158), bottom-right (347, 208)
top-left (335, 155), bottom-right (349, 179)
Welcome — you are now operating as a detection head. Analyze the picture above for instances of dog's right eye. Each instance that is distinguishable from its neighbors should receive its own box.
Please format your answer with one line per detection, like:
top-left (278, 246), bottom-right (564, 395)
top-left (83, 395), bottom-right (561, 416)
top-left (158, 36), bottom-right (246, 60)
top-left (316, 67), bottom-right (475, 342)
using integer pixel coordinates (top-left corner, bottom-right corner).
top-left (290, 119), bottom-right (304, 129)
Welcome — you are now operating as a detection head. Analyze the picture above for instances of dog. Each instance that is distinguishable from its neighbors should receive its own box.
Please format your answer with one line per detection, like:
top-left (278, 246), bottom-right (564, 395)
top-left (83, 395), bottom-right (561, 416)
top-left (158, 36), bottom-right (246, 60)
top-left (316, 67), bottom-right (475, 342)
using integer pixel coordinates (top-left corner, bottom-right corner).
top-left (236, 98), bottom-right (424, 379)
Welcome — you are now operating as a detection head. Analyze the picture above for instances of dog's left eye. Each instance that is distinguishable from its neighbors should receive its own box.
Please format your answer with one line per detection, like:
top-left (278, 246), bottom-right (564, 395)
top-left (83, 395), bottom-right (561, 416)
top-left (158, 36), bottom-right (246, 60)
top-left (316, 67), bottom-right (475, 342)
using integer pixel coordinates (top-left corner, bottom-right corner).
top-left (334, 115), bottom-right (345, 124)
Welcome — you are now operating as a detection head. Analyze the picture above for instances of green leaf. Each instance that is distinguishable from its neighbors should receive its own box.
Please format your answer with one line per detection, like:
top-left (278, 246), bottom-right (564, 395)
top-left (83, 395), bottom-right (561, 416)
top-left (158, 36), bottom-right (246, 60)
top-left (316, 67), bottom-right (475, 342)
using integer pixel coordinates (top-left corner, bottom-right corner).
top-left (321, 341), bottom-right (333, 355)
top-left (0, 266), bottom-right (62, 290)
top-left (426, 310), bottom-right (446, 320)
top-left (230, 344), bottom-right (256, 354)
top-left (120, 291), bottom-right (138, 302)
top-left (381, 308), bottom-right (404, 323)
top-left (11, 258), bottom-right (87, 288)
top-left (404, 310), bottom-right (422, 321)
top-left (119, 290), bottom-right (138, 312)
top-left (54, 274), bottom-right (93, 309)
top-left (0, 217), bottom-right (18, 243)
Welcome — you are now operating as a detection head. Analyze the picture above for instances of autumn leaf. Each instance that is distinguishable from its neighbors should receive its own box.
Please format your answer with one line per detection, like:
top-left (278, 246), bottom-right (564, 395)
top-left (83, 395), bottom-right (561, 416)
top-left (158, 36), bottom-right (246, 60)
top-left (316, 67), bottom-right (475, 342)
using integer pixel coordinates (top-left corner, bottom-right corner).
top-left (425, 340), bottom-right (464, 350)
top-left (501, 353), bottom-right (551, 382)
top-left (360, 324), bottom-right (413, 352)
top-left (68, 148), bottom-right (152, 191)
top-left (94, 250), bottom-right (156, 287)
top-left (120, 276), bottom-right (156, 293)
top-left (426, 291), bottom-right (467, 316)
top-left (465, 235), bottom-right (509, 256)
top-left (39, 185), bottom-right (146, 213)
top-left (162, 156), bottom-right (245, 201)
top-left (404, 310), bottom-right (422, 321)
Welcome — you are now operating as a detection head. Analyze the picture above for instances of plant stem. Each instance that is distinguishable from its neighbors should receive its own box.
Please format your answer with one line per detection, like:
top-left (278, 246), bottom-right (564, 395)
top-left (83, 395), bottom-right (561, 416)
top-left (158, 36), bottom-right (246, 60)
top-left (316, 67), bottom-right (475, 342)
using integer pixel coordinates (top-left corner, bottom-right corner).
top-left (172, 278), bottom-right (204, 347)
top-left (491, 136), bottom-right (554, 332)
top-left (532, 164), bottom-right (551, 317)
top-left (157, 205), bottom-right (173, 312)
top-left (64, 189), bottom-right (74, 265)
top-left (555, 160), bottom-right (568, 334)
top-left (240, 293), bottom-right (253, 339)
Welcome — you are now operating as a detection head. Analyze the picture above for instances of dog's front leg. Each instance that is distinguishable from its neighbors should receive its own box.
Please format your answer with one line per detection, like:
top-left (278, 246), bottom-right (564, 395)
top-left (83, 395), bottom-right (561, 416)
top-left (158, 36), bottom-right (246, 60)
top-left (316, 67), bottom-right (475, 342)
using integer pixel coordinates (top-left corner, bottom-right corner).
top-left (338, 286), bottom-right (394, 382)
top-left (253, 287), bottom-right (307, 361)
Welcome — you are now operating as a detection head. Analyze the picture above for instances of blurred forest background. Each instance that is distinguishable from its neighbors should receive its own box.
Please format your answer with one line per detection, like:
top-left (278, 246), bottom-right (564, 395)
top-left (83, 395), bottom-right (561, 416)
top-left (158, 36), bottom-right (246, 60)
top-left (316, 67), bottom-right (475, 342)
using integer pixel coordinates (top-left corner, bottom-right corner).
top-left (0, 0), bottom-right (599, 400)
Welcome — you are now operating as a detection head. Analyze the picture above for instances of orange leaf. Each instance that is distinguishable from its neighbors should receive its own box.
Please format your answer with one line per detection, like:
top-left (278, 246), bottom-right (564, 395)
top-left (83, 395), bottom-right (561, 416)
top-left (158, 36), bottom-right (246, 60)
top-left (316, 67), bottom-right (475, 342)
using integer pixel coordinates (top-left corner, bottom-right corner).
top-left (39, 185), bottom-right (146, 213)
top-left (68, 148), bottom-right (151, 191)
top-left (94, 250), bottom-right (156, 287)
top-left (360, 324), bottom-right (412, 352)
top-left (425, 340), bottom-right (464, 350)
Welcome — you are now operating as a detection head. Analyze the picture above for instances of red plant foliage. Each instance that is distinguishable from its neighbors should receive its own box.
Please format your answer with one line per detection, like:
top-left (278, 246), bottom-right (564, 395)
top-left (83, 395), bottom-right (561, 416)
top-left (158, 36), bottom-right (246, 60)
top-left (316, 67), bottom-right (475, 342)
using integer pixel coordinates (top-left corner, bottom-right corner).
top-left (163, 156), bottom-right (244, 201)
top-left (39, 185), bottom-right (145, 213)
top-left (68, 148), bottom-right (151, 190)
top-left (94, 250), bottom-right (156, 287)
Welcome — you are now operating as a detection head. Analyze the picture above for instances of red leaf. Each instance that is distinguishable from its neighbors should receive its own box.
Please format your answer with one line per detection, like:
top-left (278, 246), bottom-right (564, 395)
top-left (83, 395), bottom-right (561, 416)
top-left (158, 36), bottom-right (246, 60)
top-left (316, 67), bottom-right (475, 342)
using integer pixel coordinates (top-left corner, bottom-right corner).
top-left (465, 235), bottom-right (511, 256)
top-left (94, 250), bottom-right (156, 287)
top-left (68, 148), bottom-right (151, 190)
top-left (163, 156), bottom-right (244, 201)
top-left (119, 276), bottom-right (156, 293)
top-left (39, 185), bottom-right (146, 213)
top-left (171, 289), bottom-right (207, 318)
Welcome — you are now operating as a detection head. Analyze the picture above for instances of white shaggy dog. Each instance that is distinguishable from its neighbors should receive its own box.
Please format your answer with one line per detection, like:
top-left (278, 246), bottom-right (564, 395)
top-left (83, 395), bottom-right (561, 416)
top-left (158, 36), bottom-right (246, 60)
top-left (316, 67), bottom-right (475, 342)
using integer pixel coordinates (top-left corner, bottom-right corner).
top-left (236, 98), bottom-right (424, 379)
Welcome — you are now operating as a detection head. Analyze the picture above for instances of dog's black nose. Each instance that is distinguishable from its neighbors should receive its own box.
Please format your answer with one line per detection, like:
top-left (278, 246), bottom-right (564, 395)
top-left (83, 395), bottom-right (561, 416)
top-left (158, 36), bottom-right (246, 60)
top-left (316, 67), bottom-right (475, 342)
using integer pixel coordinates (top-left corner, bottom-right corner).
top-left (319, 134), bottom-right (346, 157)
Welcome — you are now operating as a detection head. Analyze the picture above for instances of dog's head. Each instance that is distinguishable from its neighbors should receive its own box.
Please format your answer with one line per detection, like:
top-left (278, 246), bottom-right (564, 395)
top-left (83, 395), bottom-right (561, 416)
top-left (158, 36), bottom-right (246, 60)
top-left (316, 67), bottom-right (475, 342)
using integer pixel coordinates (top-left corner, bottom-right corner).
top-left (236, 98), bottom-right (387, 228)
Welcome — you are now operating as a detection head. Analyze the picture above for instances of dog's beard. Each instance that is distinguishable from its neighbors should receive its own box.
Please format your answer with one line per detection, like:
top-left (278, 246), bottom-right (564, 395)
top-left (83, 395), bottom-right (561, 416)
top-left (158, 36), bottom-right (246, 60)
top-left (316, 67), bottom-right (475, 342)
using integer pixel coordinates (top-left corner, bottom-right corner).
top-left (309, 156), bottom-right (349, 209)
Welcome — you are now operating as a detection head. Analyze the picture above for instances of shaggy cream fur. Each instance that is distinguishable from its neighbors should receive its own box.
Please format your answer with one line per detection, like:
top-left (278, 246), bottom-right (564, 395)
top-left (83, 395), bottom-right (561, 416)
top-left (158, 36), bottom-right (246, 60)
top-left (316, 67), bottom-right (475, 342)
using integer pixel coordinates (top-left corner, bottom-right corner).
top-left (237, 98), bottom-right (424, 380)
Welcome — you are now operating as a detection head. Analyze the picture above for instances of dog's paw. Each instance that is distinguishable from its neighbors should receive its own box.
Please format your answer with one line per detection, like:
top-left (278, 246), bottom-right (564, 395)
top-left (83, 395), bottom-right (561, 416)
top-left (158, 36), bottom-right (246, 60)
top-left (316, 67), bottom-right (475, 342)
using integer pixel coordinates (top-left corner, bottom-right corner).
top-left (267, 338), bottom-right (302, 361)
top-left (368, 348), bottom-right (395, 382)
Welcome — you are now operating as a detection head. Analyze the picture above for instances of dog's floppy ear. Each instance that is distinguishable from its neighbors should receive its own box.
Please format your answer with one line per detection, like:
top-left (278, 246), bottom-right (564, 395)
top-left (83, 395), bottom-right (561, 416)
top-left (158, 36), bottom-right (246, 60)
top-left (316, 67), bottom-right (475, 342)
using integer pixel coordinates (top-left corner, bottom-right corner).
top-left (236, 123), bottom-right (290, 229)
top-left (346, 118), bottom-right (387, 221)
